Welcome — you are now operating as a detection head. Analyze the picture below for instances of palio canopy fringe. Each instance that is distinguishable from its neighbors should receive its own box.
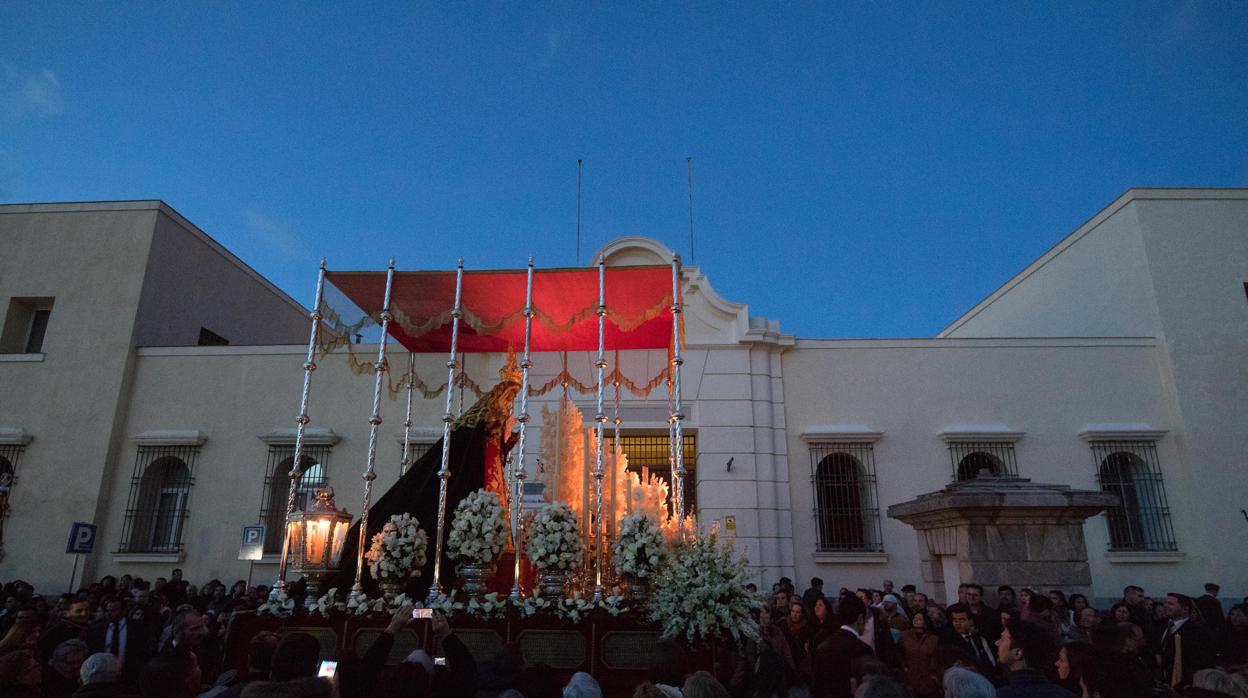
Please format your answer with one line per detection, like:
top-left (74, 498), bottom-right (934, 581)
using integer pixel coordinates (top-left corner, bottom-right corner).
top-left (325, 265), bottom-right (678, 353)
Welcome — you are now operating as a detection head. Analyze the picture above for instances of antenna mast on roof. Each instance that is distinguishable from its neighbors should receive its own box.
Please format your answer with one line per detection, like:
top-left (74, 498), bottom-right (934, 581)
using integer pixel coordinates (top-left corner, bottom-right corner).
top-left (576, 159), bottom-right (583, 266)
top-left (686, 156), bottom-right (695, 263)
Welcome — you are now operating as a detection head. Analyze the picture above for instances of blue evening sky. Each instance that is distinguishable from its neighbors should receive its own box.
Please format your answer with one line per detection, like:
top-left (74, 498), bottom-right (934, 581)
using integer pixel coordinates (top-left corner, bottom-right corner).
top-left (2, 2), bottom-right (1246, 338)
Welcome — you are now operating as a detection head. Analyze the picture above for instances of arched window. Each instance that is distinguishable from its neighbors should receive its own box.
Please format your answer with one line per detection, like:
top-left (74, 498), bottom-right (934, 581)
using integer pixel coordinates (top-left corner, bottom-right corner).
top-left (956, 451), bottom-right (1005, 481)
top-left (811, 444), bottom-right (882, 552)
top-left (262, 448), bottom-right (331, 554)
top-left (125, 455), bottom-right (193, 553)
top-left (1092, 441), bottom-right (1176, 551)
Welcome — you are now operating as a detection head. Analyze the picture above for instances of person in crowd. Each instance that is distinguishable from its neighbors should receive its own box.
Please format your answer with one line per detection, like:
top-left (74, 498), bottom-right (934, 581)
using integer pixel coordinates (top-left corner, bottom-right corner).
top-left (774, 590), bottom-right (791, 616)
top-left (1120, 586), bottom-right (1149, 626)
top-left (811, 596), bottom-right (837, 648)
top-left (85, 598), bottom-right (148, 688)
top-left (1195, 583), bottom-right (1226, 633)
top-left (963, 584), bottom-right (1000, 645)
top-left (40, 597), bottom-right (91, 663)
top-left (782, 599), bottom-right (812, 673)
top-left (898, 609), bottom-right (939, 698)
top-left (1220, 603), bottom-right (1248, 666)
top-left (994, 619), bottom-right (1077, 697)
top-left (1077, 649), bottom-right (1152, 698)
top-left (941, 666), bottom-right (995, 698)
top-left (998, 586), bottom-right (1018, 613)
top-left (755, 604), bottom-right (796, 673)
top-left (911, 592), bottom-right (929, 617)
top-left (647, 638), bottom-right (686, 698)
top-left (563, 670), bottom-right (603, 698)
top-left (683, 670), bottom-right (729, 698)
top-left (216, 631), bottom-right (279, 698)
top-left (1025, 594), bottom-right (1059, 642)
top-left (140, 647), bottom-right (201, 698)
top-left (900, 585), bottom-right (917, 615)
top-left (1049, 590), bottom-right (1077, 642)
top-left (1109, 602), bottom-right (1132, 625)
top-left (946, 604), bottom-right (997, 679)
top-left (1020, 589), bottom-right (1036, 621)
top-left (1054, 640), bottom-right (1095, 694)
top-left (0, 648), bottom-right (43, 697)
top-left (1159, 592), bottom-right (1217, 688)
top-left (73, 652), bottom-right (125, 698)
top-left (164, 570), bottom-right (188, 609)
top-left (0, 606), bottom-right (42, 657)
top-left (924, 604), bottom-right (949, 641)
top-left (748, 650), bottom-right (794, 698)
top-left (1188, 667), bottom-right (1248, 698)
top-left (373, 662), bottom-right (431, 698)
top-left (1071, 606), bottom-right (1100, 643)
top-left (45, 638), bottom-right (90, 698)
top-left (802, 578), bottom-right (826, 610)
top-left (811, 593), bottom-right (873, 698)
top-left (851, 672), bottom-right (908, 698)
top-left (879, 595), bottom-right (909, 638)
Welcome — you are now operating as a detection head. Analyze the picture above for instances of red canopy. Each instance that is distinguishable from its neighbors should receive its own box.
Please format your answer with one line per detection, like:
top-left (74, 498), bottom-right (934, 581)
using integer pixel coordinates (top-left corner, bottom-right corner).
top-left (326, 265), bottom-right (678, 353)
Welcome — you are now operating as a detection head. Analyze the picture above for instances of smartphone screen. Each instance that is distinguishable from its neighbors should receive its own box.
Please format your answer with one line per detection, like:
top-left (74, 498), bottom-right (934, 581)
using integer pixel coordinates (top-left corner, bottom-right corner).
top-left (412, 607), bottom-right (433, 619)
top-left (317, 660), bottom-right (338, 679)
top-left (434, 657), bottom-right (447, 666)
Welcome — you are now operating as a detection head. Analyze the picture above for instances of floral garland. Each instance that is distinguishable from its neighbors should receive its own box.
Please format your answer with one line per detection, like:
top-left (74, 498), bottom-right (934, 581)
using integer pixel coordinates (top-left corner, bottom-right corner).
top-left (447, 489), bottom-right (507, 565)
top-left (258, 588), bottom-right (296, 618)
top-left (648, 532), bottom-right (760, 644)
top-left (525, 502), bottom-right (583, 571)
top-left (365, 513), bottom-right (429, 582)
top-left (612, 513), bottom-right (667, 580)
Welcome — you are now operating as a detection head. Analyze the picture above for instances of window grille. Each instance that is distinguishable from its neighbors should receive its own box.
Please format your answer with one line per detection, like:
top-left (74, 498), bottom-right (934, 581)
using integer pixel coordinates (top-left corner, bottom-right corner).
top-left (948, 441), bottom-right (1018, 480)
top-left (118, 445), bottom-right (198, 553)
top-left (1090, 441), bottom-right (1177, 552)
top-left (809, 442), bottom-right (883, 552)
top-left (604, 432), bottom-right (697, 516)
top-left (401, 440), bottom-right (435, 472)
top-left (0, 445), bottom-right (23, 517)
top-left (259, 444), bottom-right (333, 554)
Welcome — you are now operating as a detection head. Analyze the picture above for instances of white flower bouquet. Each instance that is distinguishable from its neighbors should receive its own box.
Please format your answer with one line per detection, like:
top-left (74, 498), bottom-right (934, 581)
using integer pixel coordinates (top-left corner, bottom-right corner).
top-left (447, 489), bottom-right (507, 565)
top-left (258, 588), bottom-right (296, 618)
top-left (525, 502), bottom-right (583, 571)
top-left (365, 513), bottom-right (429, 582)
top-left (648, 532), bottom-right (760, 644)
top-left (612, 512), bottom-right (667, 580)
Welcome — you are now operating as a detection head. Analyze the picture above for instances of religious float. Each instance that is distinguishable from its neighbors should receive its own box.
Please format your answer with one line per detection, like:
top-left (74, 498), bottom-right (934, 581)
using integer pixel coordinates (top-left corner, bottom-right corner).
top-left (225, 256), bottom-right (758, 694)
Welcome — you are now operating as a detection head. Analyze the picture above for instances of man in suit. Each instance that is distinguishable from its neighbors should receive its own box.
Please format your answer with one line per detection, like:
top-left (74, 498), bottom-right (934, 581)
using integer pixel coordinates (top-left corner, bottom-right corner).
top-left (995, 619), bottom-right (1077, 697)
top-left (1158, 592), bottom-right (1216, 688)
top-left (965, 583), bottom-right (1001, 644)
top-left (86, 598), bottom-right (149, 687)
top-left (1194, 583), bottom-right (1225, 632)
top-left (947, 603), bottom-right (998, 681)
top-left (812, 593), bottom-right (874, 698)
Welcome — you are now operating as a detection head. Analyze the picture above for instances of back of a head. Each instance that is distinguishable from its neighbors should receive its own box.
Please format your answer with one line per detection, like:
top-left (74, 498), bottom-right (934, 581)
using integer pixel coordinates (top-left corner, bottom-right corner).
top-left (1008, 619), bottom-right (1058, 669)
top-left (270, 632), bottom-right (321, 681)
top-left (682, 670), bottom-right (729, 698)
top-left (141, 651), bottom-right (195, 698)
top-left (853, 673), bottom-right (910, 698)
top-left (647, 639), bottom-right (687, 686)
top-left (564, 670), bottom-right (604, 698)
top-left (942, 666), bottom-right (995, 698)
top-left (1193, 668), bottom-right (1248, 698)
top-left (838, 593), bottom-right (867, 627)
top-left (80, 652), bottom-right (121, 686)
top-left (1081, 652), bottom-right (1151, 698)
top-left (248, 631), bottom-right (281, 675)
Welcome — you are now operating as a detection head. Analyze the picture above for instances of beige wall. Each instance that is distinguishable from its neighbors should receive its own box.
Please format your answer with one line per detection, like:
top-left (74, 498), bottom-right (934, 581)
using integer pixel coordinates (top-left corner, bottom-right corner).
top-left (0, 204), bottom-right (157, 589)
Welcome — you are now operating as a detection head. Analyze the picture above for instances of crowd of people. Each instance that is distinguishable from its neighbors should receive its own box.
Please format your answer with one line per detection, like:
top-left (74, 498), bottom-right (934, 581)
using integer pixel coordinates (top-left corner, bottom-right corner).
top-left (0, 569), bottom-right (1245, 698)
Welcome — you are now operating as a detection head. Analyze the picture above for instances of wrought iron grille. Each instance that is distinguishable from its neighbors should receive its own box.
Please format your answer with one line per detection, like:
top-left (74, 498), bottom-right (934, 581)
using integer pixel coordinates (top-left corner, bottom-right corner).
top-left (117, 445), bottom-right (199, 553)
top-left (809, 442), bottom-right (883, 552)
top-left (400, 440), bottom-right (435, 473)
top-left (259, 444), bottom-right (333, 554)
top-left (604, 432), bottom-right (697, 516)
top-left (948, 441), bottom-right (1019, 480)
top-left (1090, 440), bottom-right (1177, 552)
top-left (0, 445), bottom-right (23, 519)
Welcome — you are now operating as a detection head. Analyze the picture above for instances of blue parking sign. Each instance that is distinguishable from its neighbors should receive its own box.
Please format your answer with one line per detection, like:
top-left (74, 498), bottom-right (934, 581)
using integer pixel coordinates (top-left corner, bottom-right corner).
top-left (239, 524), bottom-right (266, 561)
top-left (66, 522), bottom-right (97, 554)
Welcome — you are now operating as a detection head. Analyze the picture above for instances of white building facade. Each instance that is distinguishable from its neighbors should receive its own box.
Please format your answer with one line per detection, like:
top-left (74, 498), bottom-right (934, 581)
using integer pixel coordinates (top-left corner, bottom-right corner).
top-left (1, 189), bottom-right (1245, 604)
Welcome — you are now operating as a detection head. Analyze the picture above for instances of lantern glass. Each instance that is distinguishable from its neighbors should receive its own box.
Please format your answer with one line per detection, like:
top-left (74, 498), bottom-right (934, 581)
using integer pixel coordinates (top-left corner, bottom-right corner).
top-left (288, 488), bottom-right (353, 584)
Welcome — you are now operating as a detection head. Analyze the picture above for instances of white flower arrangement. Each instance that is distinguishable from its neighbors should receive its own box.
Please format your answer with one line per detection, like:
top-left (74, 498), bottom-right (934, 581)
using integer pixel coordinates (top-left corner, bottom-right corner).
top-left (612, 512), bottom-right (667, 580)
top-left (525, 502), bottom-right (583, 571)
top-left (365, 513), bottom-right (429, 582)
top-left (464, 592), bottom-right (510, 620)
top-left (345, 591), bottom-right (389, 616)
top-left (447, 489), bottom-right (507, 565)
top-left (259, 588), bottom-right (296, 618)
top-left (648, 532), bottom-right (760, 644)
top-left (599, 585), bottom-right (630, 617)
top-left (310, 588), bottom-right (346, 618)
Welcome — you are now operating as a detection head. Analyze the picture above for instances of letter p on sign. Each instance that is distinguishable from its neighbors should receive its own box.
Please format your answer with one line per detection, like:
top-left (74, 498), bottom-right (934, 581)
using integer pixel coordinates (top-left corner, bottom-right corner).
top-left (66, 523), bottom-right (97, 555)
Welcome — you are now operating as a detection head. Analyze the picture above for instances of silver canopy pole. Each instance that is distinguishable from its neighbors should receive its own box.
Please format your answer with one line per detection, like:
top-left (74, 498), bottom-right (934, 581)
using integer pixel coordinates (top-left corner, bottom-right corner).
top-left (276, 259), bottom-right (328, 595)
top-left (591, 257), bottom-right (608, 601)
top-left (400, 352), bottom-right (416, 476)
top-left (670, 254), bottom-right (687, 539)
top-left (350, 259), bottom-right (397, 599)
top-left (509, 258), bottom-right (536, 600)
top-left (429, 259), bottom-right (465, 600)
